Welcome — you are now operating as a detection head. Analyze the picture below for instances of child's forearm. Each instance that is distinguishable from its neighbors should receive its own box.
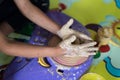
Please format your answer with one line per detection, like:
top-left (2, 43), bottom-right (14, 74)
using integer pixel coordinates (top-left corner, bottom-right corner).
top-left (14, 0), bottom-right (60, 34)
top-left (1, 40), bottom-right (64, 58)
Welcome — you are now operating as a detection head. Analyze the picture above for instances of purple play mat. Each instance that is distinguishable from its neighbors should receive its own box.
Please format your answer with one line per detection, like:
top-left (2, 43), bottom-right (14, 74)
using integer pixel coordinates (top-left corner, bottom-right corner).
top-left (3, 11), bottom-right (93, 80)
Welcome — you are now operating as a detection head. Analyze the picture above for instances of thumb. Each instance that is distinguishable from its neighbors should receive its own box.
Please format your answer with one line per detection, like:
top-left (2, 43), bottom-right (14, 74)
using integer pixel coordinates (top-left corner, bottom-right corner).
top-left (59, 35), bottom-right (76, 51)
top-left (62, 18), bottom-right (74, 29)
top-left (64, 35), bottom-right (76, 45)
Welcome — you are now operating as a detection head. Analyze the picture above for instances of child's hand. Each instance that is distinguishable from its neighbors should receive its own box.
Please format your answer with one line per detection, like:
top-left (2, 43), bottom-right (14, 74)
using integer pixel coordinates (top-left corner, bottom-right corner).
top-left (57, 19), bottom-right (92, 40)
top-left (59, 35), bottom-right (98, 57)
